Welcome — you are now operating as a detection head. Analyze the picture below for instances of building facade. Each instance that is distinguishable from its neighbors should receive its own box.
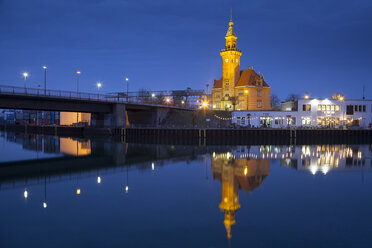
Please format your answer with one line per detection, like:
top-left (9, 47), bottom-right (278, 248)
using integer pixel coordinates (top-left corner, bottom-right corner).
top-left (212, 18), bottom-right (271, 111)
top-left (232, 98), bottom-right (372, 128)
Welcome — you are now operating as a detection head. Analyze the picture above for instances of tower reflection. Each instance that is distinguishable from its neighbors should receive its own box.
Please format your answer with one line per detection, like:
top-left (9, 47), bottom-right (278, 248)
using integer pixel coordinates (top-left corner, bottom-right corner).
top-left (211, 151), bottom-right (270, 240)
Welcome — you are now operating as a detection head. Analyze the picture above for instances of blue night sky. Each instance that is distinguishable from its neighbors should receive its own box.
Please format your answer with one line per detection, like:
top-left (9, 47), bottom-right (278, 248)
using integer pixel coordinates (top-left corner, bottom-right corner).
top-left (0, 0), bottom-right (371, 100)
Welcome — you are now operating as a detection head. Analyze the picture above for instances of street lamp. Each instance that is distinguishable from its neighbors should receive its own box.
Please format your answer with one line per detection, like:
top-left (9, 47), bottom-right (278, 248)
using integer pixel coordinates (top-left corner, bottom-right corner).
top-left (43, 66), bottom-right (47, 95)
top-left (97, 82), bottom-right (102, 98)
top-left (125, 77), bottom-right (129, 102)
top-left (23, 72), bottom-right (29, 89)
top-left (76, 71), bottom-right (81, 124)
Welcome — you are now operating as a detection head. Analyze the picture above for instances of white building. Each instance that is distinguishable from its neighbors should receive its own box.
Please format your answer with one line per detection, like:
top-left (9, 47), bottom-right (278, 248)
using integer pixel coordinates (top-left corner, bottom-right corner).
top-left (232, 98), bottom-right (372, 128)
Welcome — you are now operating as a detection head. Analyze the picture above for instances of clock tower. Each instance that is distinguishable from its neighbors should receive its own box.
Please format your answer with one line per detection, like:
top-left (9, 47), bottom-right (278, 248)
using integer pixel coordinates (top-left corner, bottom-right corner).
top-left (220, 17), bottom-right (242, 106)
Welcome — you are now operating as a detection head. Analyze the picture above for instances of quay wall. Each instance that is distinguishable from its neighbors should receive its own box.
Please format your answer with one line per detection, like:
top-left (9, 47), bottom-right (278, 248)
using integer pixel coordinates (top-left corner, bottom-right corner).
top-left (1, 124), bottom-right (371, 145)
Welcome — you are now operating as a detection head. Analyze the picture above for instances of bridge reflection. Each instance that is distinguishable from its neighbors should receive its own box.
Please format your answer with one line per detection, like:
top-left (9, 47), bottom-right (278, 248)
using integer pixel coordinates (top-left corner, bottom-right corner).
top-left (0, 132), bottom-right (371, 242)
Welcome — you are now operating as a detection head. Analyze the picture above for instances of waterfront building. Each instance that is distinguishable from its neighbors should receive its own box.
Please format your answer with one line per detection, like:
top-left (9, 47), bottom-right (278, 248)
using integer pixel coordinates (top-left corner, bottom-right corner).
top-left (232, 97), bottom-right (372, 128)
top-left (211, 17), bottom-right (271, 111)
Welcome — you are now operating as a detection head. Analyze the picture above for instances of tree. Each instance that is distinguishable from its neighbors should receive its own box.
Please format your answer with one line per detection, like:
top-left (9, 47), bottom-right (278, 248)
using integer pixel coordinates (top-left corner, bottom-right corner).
top-left (285, 93), bottom-right (300, 102)
top-left (271, 94), bottom-right (280, 109)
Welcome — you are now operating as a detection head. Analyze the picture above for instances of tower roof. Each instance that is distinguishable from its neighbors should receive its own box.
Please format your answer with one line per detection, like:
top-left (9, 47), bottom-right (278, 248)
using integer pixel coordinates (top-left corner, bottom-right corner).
top-left (226, 20), bottom-right (236, 37)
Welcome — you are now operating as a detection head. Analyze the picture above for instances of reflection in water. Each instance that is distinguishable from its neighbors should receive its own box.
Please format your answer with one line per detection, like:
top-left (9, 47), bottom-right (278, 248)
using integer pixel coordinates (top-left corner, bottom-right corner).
top-left (60, 137), bottom-right (91, 156)
top-left (212, 152), bottom-right (270, 239)
top-left (1, 132), bottom-right (372, 244)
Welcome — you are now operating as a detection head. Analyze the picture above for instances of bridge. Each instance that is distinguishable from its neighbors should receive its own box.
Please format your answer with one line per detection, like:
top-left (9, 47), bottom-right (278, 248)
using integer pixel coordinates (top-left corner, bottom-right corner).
top-left (0, 85), bottom-right (198, 127)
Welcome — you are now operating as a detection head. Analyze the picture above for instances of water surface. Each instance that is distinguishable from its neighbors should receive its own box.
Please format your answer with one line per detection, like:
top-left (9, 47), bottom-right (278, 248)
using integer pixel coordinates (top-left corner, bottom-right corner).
top-left (0, 132), bottom-right (371, 248)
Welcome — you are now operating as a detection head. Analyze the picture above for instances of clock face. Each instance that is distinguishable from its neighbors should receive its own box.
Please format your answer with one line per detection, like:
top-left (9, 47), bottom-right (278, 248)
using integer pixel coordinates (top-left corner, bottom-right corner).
top-left (225, 58), bottom-right (229, 63)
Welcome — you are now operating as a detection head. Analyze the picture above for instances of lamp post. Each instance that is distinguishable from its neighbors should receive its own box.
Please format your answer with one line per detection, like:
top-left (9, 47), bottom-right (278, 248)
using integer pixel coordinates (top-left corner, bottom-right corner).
top-left (76, 71), bottom-right (81, 125)
top-left (97, 82), bottom-right (102, 98)
top-left (43, 66), bottom-right (47, 95)
top-left (125, 77), bottom-right (129, 102)
top-left (23, 72), bottom-right (28, 89)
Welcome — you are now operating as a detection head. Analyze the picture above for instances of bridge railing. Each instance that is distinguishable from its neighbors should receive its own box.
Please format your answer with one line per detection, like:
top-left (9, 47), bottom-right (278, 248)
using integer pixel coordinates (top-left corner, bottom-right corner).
top-left (0, 84), bottom-right (115, 102)
top-left (0, 85), bottom-right (197, 109)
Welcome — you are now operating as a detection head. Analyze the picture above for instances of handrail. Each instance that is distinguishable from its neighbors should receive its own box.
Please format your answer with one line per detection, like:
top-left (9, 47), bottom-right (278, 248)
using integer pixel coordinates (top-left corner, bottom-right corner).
top-left (0, 84), bottom-right (194, 110)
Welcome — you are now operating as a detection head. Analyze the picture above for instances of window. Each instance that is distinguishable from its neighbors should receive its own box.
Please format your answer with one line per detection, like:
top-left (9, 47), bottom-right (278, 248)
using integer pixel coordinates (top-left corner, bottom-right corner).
top-left (363, 105), bottom-right (366, 112)
top-left (326, 105), bottom-right (330, 111)
top-left (215, 93), bottom-right (220, 98)
top-left (322, 105), bottom-right (326, 111)
top-left (346, 105), bottom-right (354, 115)
top-left (291, 117), bottom-right (296, 125)
top-left (257, 100), bottom-right (262, 108)
top-left (257, 90), bottom-right (261, 97)
top-left (359, 105), bottom-right (362, 112)
top-left (331, 105), bottom-right (335, 111)
top-left (336, 105), bottom-right (340, 111)
top-left (225, 81), bottom-right (229, 86)
top-left (303, 104), bottom-right (311, 111)
top-left (317, 118), bottom-right (322, 125)
top-left (302, 117), bottom-right (311, 125)
top-left (238, 91), bottom-right (243, 96)
top-left (355, 105), bottom-right (358, 112)
top-left (318, 104), bottom-right (321, 111)
top-left (225, 93), bottom-right (229, 97)
top-left (336, 118), bottom-right (340, 125)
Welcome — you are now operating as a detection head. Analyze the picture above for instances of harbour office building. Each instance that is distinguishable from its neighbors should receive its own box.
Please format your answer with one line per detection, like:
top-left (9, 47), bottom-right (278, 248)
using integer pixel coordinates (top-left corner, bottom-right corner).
top-left (231, 97), bottom-right (372, 129)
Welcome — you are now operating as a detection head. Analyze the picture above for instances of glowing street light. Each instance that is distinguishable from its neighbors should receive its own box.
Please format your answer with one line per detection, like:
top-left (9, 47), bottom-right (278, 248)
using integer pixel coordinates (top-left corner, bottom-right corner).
top-left (202, 101), bottom-right (208, 108)
top-left (23, 72), bottom-right (29, 88)
top-left (24, 189), bottom-right (28, 199)
top-left (151, 162), bottom-right (155, 171)
top-left (151, 93), bottom-right (156, 98)
top-left (97, 176), bottom-right (101, 184)
top-left (165, 98), bottom-right (171, 103)
top-left (76, 71), bottom-right (81, 124)
top-left (43, 66), bottom-right (47, 95)
top-left (304, 93), bottom-right (309, 99)
top-left (43, 202), bottom-right (47, 208)
top-left (97, 82), bottom-right (102, 98)
top-left (76, 188), bottom-right (81, 195)
top-left (125, 185), bottom-right (129, 193)
top-left (125, 77), bottom-right (129, 102)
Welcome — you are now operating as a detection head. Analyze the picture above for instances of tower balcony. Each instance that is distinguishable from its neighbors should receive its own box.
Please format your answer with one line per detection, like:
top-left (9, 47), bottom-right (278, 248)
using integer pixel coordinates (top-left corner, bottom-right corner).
top-left (221, 48), bottom-right (241, 52)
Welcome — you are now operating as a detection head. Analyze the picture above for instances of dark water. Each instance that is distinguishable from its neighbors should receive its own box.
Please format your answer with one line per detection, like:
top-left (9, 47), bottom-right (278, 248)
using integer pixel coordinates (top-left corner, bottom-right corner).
top-left (0, 132), bottom-right (372, 248)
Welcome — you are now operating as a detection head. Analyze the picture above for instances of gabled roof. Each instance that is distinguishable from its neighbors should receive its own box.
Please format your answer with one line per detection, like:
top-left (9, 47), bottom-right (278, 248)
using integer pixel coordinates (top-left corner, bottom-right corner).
top-left (213, 68), bottom-right (270, 89)
top-left (236, 68), bottom-right (270, 87)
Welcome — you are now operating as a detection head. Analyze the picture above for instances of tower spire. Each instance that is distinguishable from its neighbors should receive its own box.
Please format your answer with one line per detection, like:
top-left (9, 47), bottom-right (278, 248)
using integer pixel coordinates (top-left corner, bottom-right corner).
top-left (230, 6), bottom-right (232, 22)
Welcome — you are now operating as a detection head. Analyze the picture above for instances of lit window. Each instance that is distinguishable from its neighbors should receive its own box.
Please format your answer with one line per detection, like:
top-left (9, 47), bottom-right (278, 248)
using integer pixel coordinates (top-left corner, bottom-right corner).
top-left (336, 118), bottom-right (340, 125)
top-left (331, 105), bottom-right (335, 111)
top-left (326, 105), bottom-right (330, 111)
top-left (336, 105), bottom-right (340, 111)
top-left (317, 118), bottom-right (322, 125)
top-left (322, 105), bottom-right (326, 111)
top-left (318, 105), bottom-right (321, 111)
top-left (307, 104), bottom-right (311, 111)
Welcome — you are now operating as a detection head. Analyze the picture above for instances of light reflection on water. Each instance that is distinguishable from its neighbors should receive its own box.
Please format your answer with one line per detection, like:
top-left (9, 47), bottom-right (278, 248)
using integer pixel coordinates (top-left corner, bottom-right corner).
top-left (0, 132), bottom-right (372, 247)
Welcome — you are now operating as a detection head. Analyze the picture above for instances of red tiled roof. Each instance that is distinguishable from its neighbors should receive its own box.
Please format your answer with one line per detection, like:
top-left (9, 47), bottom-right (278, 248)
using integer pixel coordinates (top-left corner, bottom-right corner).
top-left (213, 78), bottom-right (222, 88)
top-left (213, 68), bottom-right (270, 89)
top-left (236, 68), bottom-right (270, 87)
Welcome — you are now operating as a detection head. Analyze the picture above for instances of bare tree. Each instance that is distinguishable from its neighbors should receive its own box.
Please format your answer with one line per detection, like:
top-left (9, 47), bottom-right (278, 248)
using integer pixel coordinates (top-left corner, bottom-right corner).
top-left (271, 94), bottom-right (280, 109)
top-left (285, 93), bottom-right (300, 102)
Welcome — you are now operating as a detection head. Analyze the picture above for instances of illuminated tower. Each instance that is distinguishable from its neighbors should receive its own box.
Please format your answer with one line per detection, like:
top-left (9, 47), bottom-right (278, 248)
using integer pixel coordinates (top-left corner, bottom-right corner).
top-left (220, 16), bottom-right (242, 107)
